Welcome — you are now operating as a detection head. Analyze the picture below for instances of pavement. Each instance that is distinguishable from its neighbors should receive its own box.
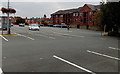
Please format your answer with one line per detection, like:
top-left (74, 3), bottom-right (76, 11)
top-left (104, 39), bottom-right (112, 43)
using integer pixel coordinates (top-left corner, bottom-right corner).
top-left (0, 25), bottom-right (119, 73)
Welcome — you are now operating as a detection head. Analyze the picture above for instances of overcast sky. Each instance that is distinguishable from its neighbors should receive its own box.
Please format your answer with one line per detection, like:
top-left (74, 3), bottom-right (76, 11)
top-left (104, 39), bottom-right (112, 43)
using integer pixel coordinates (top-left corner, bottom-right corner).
top-left (1, 0), bottom-right (102, 2)
top-left (0, 0), bottom-right (119, 18)
top-left (0, 0), bottom-right (104, 18)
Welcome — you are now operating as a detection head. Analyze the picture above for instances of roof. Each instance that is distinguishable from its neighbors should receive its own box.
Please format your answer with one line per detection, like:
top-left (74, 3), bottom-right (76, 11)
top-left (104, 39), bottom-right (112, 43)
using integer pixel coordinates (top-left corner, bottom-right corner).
top-left (86, 4), bottom-right (100, 10)
top-left (51, 7), bottom-right (82, 15)
top-left (51, 4), bottom-right (100, 15)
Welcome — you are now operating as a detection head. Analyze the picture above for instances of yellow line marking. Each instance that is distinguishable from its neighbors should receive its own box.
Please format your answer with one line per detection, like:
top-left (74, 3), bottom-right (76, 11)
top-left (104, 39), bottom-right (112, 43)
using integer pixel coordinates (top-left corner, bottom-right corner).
top-left (0, 33), bottom-right (20, 36)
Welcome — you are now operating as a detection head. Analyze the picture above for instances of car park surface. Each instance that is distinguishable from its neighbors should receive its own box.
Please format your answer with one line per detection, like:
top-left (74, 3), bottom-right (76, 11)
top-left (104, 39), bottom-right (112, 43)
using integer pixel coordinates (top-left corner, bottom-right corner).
top-left (1, 25), bottom-right (119, 73)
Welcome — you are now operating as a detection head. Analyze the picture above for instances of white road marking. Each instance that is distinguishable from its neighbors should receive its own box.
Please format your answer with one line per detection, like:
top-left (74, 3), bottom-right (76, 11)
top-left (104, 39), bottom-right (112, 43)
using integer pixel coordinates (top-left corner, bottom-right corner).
top-left (0, 35), bottom-right (8, 41)
top-left (0, 68), bottom-right (3, 74)
top-left (18, 34), bottom-right (35, 40)
top-left (108, 47), bottom-right (120, 51)
top-left (53, 55), bottom-right (95, 74)
top-left (87, 50), bottom-right (120, 61)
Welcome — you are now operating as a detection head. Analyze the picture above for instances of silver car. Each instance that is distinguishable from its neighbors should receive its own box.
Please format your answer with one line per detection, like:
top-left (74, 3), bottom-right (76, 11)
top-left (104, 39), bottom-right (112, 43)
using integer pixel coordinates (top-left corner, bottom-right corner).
top-left (29, 24), bottom-right (39, 31)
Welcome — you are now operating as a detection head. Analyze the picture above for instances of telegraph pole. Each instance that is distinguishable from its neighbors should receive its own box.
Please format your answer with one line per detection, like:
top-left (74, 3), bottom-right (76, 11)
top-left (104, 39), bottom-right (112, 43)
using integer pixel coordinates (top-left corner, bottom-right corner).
top-left (7, 0), bottom-right (10, 34)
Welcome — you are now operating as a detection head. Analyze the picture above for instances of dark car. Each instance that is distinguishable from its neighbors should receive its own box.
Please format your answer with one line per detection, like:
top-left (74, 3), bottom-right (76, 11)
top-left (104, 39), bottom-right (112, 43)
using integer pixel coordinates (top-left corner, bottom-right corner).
top-left (48, 24), bottom-right (54, 27)
top-left (61, 24), bottom-right (67, 28)
top-left (53, 24), bottom-right (67, 28)
top-left (39, 24), bottom-right (44, 26)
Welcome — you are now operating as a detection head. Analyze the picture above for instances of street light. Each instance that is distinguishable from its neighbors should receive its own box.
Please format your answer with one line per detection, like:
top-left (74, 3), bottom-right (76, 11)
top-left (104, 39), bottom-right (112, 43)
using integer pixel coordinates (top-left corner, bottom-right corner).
top-left (7, 0), bottom-right (10, 34)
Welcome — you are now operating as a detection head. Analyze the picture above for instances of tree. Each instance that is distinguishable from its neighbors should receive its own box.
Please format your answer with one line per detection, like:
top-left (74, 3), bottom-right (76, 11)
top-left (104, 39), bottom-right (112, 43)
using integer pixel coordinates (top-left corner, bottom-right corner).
top-left (44, 14), bottom-right (47, 18)
top-left (99, 2), bottom-right (120, 36)
top-left (1, 7), bottom-right (16, 14)
top-left (93, 10), bottom-right (104, 30)
top-left (15, 17), bottom-right (25, 24)
top-left (94, 1), bottom-right (120, 36)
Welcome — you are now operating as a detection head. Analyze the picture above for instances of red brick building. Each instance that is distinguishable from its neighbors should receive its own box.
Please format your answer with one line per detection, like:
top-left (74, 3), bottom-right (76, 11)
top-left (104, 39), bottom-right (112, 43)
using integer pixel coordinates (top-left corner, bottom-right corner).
top-left (51, 4), bottom-right (100, 29)
top-left (51, 8), bottom-right (81, 25)
top-left (79, 4), bottom-right (100, 27)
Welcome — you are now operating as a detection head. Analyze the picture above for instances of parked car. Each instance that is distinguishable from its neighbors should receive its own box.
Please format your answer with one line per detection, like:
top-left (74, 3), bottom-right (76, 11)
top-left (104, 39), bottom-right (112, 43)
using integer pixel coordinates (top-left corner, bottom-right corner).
top-left (61, 24), bottom-right (67, 28)
top-left (38, 24), bottom-right (44, 27)
top-left (53, 24), bottom-right (61, 28)
top-left (19, 23), bottom-right (25, 27)
top-left (48, 24), bottom-right (54, 27)
top-left (39, 24), bottom-right (44, 26)
top-left (11, 23), bottom-right (14, 27)
top-left (29, 23), bottom-right (39, 31)
top-left (53, 24), bottom-right (67, 28)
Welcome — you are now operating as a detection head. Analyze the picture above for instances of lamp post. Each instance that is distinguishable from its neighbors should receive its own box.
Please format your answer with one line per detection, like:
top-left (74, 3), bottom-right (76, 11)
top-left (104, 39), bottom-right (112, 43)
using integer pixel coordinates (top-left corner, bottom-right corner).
top-left (7, 0), bottom-right (10, 34)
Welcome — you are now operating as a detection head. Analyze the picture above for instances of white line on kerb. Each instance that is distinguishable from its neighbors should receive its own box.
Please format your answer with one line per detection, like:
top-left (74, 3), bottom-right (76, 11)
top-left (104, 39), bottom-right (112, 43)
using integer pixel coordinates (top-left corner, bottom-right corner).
top-left (0, 68), bottom-right (3, 74)
top-left (53, 55), bottom-right (95, 74)
top-left (0, 35), bottom-right (8, 41)
top-left (87, 50), bottom-right (120, 61)
top-left (108, 47), bottom-right (120, 51)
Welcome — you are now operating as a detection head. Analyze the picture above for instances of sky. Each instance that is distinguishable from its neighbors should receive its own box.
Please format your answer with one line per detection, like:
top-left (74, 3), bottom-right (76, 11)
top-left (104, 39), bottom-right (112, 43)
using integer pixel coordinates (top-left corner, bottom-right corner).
top-left (1, 0), bottom-right (102, 2)
top-left (0, 0), bottom-right (111, 18)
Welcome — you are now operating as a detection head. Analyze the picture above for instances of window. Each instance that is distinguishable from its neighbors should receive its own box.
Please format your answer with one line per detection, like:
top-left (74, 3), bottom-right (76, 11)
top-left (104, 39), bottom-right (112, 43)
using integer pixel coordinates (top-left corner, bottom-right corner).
top-left (67, 19), bottom-right (70, 23)
top-left (60, 20), bottom-right (63, 22)
top-left (73, 13), bottom-right (78, 16)
top-left (76, 13), bottom-right (78, 16)
top-left (89, 12), bottom-right (92, 15)
top-left (56, 20), bottom-right (57, 23)
top-left (60, 15), bottom-right (63, 17)
top-left (56, 15), bottom-right (58, 17)
top-left (73, 13), bottom-right (76, 16)
top-left (80, 13), bottom-right (82, 16)
top-left (89, 18), bottom-right (92, 22)
top-left (80, 18), bottom-right (83, 22)
top-left (74, 19), bottom-right (78, 22)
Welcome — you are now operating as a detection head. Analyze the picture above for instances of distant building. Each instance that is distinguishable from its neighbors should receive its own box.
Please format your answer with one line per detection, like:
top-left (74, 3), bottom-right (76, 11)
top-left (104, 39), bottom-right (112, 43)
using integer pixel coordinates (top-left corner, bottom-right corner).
top-left (25, 17), bottom-right (51, 25)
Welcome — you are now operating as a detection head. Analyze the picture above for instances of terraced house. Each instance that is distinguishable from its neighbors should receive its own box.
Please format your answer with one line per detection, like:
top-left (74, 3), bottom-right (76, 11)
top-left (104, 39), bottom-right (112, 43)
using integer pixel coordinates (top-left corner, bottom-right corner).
top-left (51, 4), bottom-right (100, 29)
